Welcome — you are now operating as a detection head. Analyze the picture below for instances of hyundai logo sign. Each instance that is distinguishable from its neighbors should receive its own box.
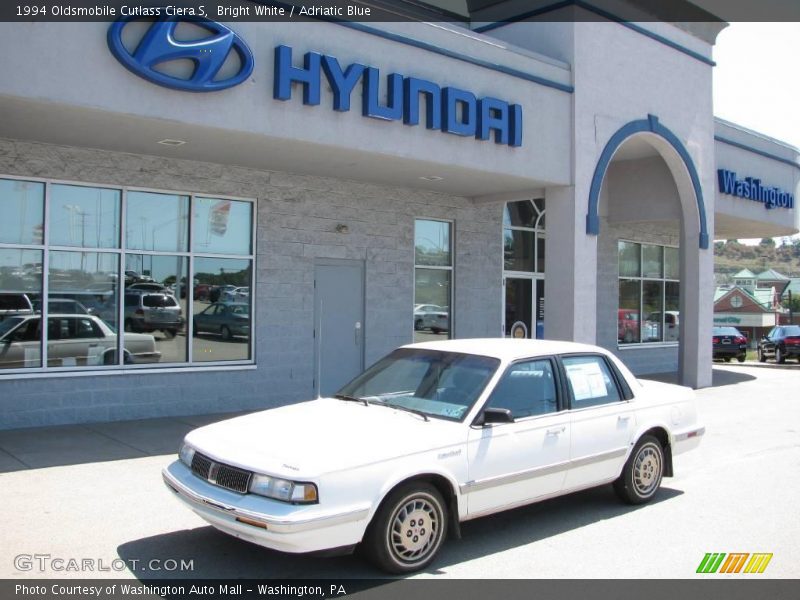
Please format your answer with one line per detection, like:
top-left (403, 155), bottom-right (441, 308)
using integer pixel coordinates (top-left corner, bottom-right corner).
top-left (107, 16), bottom-right (254, 92)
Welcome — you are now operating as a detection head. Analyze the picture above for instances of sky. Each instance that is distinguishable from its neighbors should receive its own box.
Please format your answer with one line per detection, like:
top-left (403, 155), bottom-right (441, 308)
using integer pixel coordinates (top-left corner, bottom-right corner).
top-left (713, 22), bottom-right (800, 149)
top-left (712, 23), bottom-right (800, 244)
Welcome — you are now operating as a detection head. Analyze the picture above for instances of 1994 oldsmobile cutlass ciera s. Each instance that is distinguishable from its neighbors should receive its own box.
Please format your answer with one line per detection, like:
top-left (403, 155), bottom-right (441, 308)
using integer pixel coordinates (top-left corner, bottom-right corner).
top-left (163, 339), bottom-right (704, 573)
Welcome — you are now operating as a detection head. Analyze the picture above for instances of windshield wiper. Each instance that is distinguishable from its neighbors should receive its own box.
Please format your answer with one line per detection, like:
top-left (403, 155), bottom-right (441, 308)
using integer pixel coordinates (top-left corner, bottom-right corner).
top-left (334, 394), bottom-right (369, 406)
top-left (369, 400), bottom-right (429, 422)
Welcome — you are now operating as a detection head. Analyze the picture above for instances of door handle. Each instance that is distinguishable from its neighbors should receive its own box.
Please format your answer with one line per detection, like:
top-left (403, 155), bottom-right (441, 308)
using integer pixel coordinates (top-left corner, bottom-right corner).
top-left (354, 321), bottom-right (361, 345)
top-left (618, 415), bottom-right (631, 423)
top-left (546, 426), bottom-right (565, 436)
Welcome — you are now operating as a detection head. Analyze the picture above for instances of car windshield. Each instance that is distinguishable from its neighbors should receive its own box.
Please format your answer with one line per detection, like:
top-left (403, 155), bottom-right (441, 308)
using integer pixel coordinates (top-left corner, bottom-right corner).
top-left (337, 348), bottom-right (499, 421)
top-left (0, 317), bottom-right (25, 338)
top-left (713, 327), bottom-right (741, 336)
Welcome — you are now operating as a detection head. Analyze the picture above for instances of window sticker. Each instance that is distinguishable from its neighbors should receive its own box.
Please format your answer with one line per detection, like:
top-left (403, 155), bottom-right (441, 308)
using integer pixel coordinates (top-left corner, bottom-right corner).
top-left (565, 361), bottom-right (607, 401)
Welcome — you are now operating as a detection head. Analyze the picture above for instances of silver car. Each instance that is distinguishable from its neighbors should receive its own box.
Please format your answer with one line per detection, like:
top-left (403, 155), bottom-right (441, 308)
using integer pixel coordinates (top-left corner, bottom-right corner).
top-left (124, 292), bottom-right (184, 336)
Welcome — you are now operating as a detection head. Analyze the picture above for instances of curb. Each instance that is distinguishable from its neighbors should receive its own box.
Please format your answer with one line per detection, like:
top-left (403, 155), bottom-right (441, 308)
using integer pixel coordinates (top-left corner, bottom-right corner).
top-left (727, 361), bottom-right (800, 371)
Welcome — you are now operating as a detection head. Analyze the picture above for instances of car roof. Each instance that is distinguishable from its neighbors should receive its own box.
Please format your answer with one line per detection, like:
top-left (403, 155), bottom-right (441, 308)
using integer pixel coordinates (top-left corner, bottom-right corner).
top-left (403, 338), bottom-right (614, 361)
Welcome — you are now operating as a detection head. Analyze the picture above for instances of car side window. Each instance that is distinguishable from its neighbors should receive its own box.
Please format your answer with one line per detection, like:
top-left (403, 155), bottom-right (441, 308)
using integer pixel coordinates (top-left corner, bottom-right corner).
top-left (9, 320), bottom-right (39, 343)
top-left (74, 318), bottom-right (101, 339)
top-left (562, 355), bottom-right (621, 409)
top-left (485, 359), bottom-right (558, 420)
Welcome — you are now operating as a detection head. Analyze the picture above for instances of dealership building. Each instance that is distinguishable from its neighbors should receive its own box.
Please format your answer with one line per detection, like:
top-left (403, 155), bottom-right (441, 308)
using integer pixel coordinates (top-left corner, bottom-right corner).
top-left (0, 1), bottom-right (798, 429)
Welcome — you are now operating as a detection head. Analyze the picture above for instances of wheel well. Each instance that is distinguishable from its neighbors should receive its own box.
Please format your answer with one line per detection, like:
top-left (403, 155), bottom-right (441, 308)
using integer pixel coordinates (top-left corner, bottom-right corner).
top-left (381, 474), bottom-right (461, 540)
top-left (641, 427), bottom-right (673, 477)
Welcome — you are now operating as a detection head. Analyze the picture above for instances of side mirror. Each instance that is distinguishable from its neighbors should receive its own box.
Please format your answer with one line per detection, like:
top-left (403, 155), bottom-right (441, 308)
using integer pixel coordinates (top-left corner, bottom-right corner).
top-left (474, 407), bottom-right (514, 426)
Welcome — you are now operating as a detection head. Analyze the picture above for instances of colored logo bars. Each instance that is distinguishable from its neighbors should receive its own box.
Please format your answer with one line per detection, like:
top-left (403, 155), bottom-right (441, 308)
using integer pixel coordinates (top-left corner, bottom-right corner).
top-left (696, 552), bottom-right (773, 574)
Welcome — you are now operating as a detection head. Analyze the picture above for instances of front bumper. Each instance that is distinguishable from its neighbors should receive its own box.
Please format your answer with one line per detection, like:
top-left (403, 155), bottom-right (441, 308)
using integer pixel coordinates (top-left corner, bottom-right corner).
top-left (162, 461), bottom-right (370, 554)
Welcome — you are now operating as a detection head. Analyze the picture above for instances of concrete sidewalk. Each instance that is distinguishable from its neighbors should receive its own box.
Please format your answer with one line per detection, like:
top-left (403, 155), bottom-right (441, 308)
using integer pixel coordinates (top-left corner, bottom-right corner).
top-left (0, 411), bottom-right (248, 473)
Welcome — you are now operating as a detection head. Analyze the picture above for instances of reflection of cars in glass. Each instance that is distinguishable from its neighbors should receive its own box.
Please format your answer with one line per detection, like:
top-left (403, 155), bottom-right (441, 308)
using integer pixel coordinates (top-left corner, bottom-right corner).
top-left (0, 314), bottom-right (160, 368)
top-left (194, 284), bottom-right (212, 301)
top-left (32, 298), bottom-right (92, 315)
top-left (0, 293), bottom-right (34, 321)
top-left (413, 304), bottom-right (449, 333)
top-left (648, 311), bottom-right (680, 342)
top-left (164, 339), bottom-right (704, 574)
top-left (124, 293), bottom-right (184, 336)
top-left (712, 326), bottom-right (747, 363)
top-left (124, 270), bottom-right (153, 285)
top-left (221, 286), bottom-right (249, 303)
top-left (758, 325), bottom-right (800, 364)
top-left (127, 282), bottom-right (169, 293)
top-left (617, 309), bottom-right (639, 343)
top-left (193, 302), bottom-right (249, 340)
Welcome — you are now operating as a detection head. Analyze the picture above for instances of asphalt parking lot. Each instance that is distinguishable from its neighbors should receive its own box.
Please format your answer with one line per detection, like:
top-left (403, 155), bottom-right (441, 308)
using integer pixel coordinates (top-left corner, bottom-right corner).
top-left (0, 364), bottom-right (797, 580)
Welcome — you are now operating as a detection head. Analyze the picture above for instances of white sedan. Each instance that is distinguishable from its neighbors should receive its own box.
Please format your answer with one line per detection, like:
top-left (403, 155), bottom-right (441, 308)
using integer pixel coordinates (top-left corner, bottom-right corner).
top-left (0, 313), bottom-right (161, 368)
top-left (163, 339), bottom-right (704, 573)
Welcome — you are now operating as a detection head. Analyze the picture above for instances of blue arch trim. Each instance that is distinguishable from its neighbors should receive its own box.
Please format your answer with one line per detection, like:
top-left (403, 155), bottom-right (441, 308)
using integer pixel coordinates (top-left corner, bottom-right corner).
top-left (586, 115), bottom-right (709, 250)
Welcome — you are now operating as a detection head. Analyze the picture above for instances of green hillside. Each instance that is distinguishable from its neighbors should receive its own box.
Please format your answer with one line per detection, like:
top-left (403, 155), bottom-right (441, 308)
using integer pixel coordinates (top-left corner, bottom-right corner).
top-left (714, 239), bottom-right (800, 282)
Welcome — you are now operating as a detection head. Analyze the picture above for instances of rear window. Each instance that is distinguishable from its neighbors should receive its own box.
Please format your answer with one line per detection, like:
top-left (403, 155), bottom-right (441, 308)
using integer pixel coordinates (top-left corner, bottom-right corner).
top-left (713, 327), bottom-right (741, 336)
top-left (784, 326), bottom-right (800, 336)
top-left (143, 294), bottom-right (176, 308)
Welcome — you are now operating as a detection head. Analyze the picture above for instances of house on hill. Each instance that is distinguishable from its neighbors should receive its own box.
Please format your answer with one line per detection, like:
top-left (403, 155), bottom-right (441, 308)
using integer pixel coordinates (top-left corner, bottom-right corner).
top-left (714, 268), bottom-right (788, 342)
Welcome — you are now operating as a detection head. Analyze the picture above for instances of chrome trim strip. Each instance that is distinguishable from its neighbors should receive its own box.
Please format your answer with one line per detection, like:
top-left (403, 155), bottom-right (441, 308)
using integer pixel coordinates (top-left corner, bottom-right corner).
top-left (459, 447), bottom-right (628, 494)
top-left (162, 469), bottom-right (368, 534)
top-left (463, 476), bottom-right (619, 521)
top-left (674, 426), bottom-right (706, 442)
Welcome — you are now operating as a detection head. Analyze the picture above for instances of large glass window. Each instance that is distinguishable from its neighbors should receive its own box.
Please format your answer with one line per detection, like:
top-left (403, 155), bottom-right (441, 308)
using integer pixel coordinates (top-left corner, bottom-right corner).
top-left (503, 199), bottom-right (545, 339)
top-left (192, 257), bottom-right (252, 362)
top-left (0, 179), bottom-right (44, 245)
top-left (414, 219), bottom-right (452, 342)
top-left (0, 176), bottom-right (254, 373)
top-left (617, 241), bottom-right (680, 345)
top-left (50, 185), bottom-right (120, 248)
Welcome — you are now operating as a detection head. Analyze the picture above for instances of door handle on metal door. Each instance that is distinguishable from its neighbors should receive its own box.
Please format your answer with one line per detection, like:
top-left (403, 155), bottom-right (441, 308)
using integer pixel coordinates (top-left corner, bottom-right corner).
top-left (354, 321), bottom-right (361, 345)
top-left (546, 426), bottom-right (565, 436)
top-left (618, 415), bottom-right (631, 423)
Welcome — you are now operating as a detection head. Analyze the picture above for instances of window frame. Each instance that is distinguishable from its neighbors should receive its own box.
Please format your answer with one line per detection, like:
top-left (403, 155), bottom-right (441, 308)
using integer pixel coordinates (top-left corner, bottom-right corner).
top-left (0, 174), bottom-right (256, 378)
top-left (617, 240), bottom-right (680, 348)
top-left (413, 217), bottom-right (454, 340)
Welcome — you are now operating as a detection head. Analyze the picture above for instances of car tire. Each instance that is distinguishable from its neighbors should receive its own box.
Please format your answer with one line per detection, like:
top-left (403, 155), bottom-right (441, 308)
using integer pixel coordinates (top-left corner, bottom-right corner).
top-left (613, 435), bottom-right (664, 505)
top-left (776, 346), bottom-right (785, 364)
top-left (737, 355), bottom-right (746, 363)
top-left (362, 482), bottom-right (447, 574)
top-left (192, 321), bottom-right (198, 337)
top-left (221, 325), bottom-right (233, 341)
top-left (414, 319), bottom-right (423, 331)
top-left (723, 356), bottom-right (731, 362)
top-left (758, 348), bottom-right (766, 362)
top-left (123, 319), bottom-right (135, 333)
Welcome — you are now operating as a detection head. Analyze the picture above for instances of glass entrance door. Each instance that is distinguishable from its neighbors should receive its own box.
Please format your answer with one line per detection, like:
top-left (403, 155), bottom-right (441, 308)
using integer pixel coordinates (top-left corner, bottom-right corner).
top-left (504, 278), bottom-right (545, 339)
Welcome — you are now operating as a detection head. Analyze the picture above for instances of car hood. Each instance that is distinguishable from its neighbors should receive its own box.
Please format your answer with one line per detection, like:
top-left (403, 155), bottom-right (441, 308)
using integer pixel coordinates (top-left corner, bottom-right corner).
top-left (184, 398), bottom-right (464, 479)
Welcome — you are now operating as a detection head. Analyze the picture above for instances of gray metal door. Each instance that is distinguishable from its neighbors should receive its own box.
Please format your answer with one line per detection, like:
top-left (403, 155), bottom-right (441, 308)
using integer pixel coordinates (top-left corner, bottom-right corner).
top-left (314, 259), bottom-right (365, 397)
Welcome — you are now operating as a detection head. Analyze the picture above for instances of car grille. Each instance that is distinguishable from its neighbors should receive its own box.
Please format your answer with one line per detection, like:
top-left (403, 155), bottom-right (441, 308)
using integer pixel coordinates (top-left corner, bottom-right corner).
top-left (191, 452), bottom-right (252, 494)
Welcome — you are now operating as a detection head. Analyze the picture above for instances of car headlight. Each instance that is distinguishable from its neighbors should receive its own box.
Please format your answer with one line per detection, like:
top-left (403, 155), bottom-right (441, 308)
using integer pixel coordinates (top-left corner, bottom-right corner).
top-left (178, 442), bottom-right (195, 467)
top-left (249, 473), bottom-right (318, 504)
